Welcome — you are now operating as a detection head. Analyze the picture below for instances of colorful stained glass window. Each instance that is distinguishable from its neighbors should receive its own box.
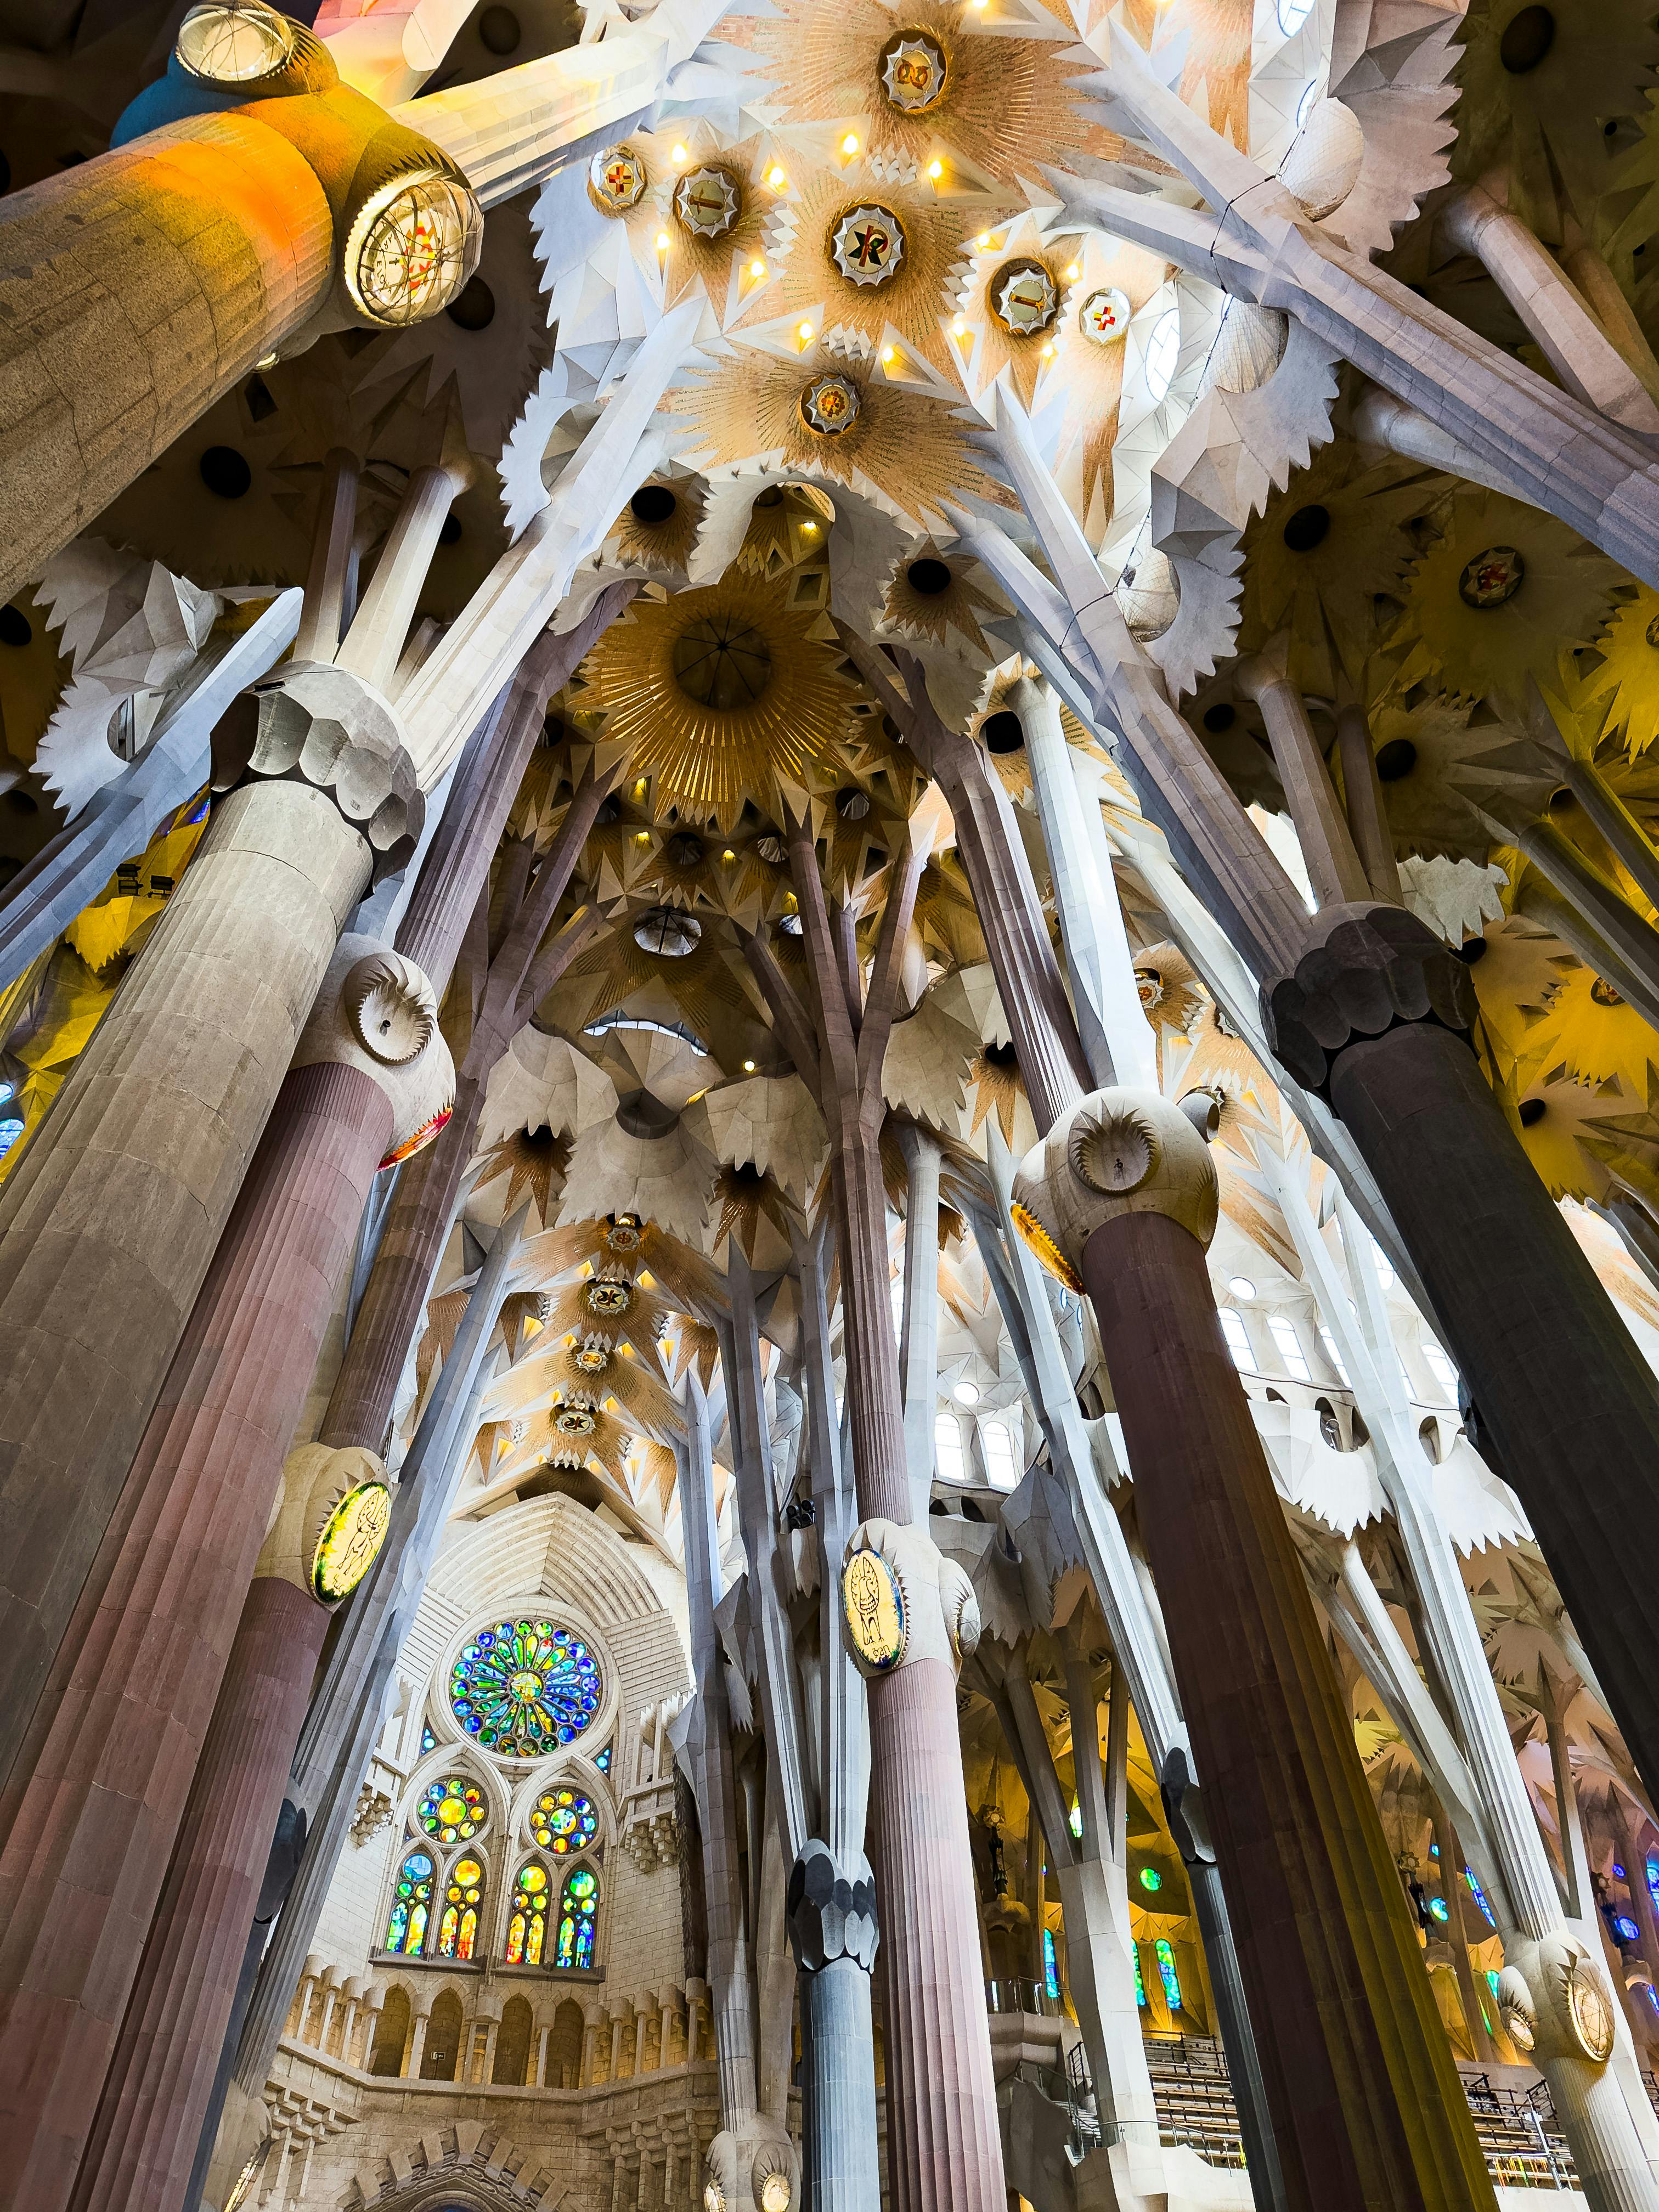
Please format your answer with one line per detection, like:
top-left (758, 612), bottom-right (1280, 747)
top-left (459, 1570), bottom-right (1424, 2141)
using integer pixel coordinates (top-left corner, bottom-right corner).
top-left (1132, 1943), bottom-right (1147, 2007)
top-left (385, 1850), bottom-right (434, 1954)
top-left (1464, 1866), bottom-right (1497, 1929)
top-left (421, 1724), bottom-right (437, 1753)
top-left (505, 1861), bottom-right (551, 1966)
top-left (1042, 1927), bottom-right (1060, 2002)
top-left (1138, 1867), bottom-right (1162, 1893)
top-left (1647, 1859), bottom-right (1659, 1906)
top-left (450, 1618), bottom-right (602, 1757)
top-left (1067, 1801), bottom-right (1082, 1838)
top-left (417, 1777), bottom-right (486, 1843)
top-left (531, 1787), bottom-right (599, 1855)
top-left (436, 1857), bottom-right (486, 1960)
top-left (555, 1866), bottom-right (600, 1969)
top-left (596, 1745), bottom-right (612, 1774)
top-left (1155, 1938), bottom-right (1182, 2012)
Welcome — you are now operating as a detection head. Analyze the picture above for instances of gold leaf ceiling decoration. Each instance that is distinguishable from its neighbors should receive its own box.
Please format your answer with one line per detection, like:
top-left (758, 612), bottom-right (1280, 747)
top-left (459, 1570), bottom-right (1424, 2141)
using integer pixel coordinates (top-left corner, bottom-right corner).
top-left (577, 564), bottom-right (861, 828)
top-left (737, 0), bottom-right (1102, 190)
top-left (669, 345), bottom-right (1011, 528)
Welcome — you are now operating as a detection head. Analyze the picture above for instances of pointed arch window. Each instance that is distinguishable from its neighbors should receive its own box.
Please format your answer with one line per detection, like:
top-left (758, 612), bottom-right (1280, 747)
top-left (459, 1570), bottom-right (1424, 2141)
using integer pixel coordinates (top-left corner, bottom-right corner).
top-left (1154, 1937), bottom-right (1182, 2012)
top-left (555, 1865), bottom-right (600, 1968)
top-left (385, 1850), bottom-right (435, 1954)
top-left (436, 1856), bottom-right (486, 1960)
top-left (531, 1787), bottom-right (599, 1855)
top-left (506, 1860), bottom-right (552, 1966)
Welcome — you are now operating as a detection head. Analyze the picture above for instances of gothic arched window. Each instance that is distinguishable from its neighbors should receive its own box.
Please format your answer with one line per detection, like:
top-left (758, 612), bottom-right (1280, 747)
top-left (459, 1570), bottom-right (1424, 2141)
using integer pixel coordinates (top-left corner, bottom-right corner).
top-left (385, 1850), bottom-right (435, 1955)
top-left (505, 1860), bottom-right (552, 1966)
top-left (436, 1855), bottom-right (486, 1960)
top-left (555, 1864), bottom-right (600, 1968)
top-left (416, 1775), bottom-right (487, 1843)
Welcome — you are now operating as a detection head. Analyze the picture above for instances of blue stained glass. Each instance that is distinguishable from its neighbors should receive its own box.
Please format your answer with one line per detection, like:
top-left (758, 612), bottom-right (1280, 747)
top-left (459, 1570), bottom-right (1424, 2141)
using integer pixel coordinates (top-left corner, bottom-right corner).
top-left (1486, 1969), bottom-right (1500, 1996)
top-left (557, 1865), bottom-right (599, 1971)
top-left (421, 1724), bottom-right (437, 1753)
top-left (0, 1119), bottom-right (25, 1160)
top-left (449, 1617), bottom-right (602, 1758)
top-left (1133, 1944), bottom-right (1147, 2007)
top-left (1615, 1914), bottom-right (1641, 1944)
top-left (1042, 1927), bottom-right (1060, 2002)
top-left (596, 1745), bottom-right (612, 1774)
top-left (1464, 1867), bottom-right (1496, 1928)
top-left (1155, 1938), bottom-right (1182, 2012)
top-left (386, 1850), bottom-right (434, 1954)
top-left (1647, 1860), bottom-right (1659, 1906)
top-left (1427, 1896), bottom-right (1449, 1923)
top-left (1647, 1984), bottom-right (1659, 2019)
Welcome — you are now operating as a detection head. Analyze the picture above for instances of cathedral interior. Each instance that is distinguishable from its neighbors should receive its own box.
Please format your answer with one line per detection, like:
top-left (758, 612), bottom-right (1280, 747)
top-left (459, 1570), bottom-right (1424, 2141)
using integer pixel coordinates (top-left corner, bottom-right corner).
top-left (13, 1), bottom-right (1659, 2209)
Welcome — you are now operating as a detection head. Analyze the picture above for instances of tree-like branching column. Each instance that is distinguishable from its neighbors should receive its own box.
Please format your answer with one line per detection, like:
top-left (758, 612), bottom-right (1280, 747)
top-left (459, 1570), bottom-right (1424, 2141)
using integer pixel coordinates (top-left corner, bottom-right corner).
top-left (743, 804), bottom-right (1008, 2212)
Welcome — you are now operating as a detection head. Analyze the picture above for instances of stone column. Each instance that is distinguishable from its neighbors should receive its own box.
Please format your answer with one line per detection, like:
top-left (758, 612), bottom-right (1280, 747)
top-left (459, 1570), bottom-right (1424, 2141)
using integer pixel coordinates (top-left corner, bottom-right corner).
top-left (896, 1124), bottom-right (942, 1521)
top-left (583, 2021), bottom-right (601, 2087)
top-left (407, 2008), bottom-right (431, 2080)
top-left (1015, 1090), bottom-right (1498, 2212)
top-left (684, 1984), bottom-right (706, 2072)
top-left (0, 16), bottom-right (482, 605)
top-left (1235, 644), bottom-right (1371, 910)
top-left (611, 2013), bottom-right (630, 2082)
top-left (0, 668), bottom-right (418, 1800)
top-left (1263, 906), bottom-right (1659, 1820)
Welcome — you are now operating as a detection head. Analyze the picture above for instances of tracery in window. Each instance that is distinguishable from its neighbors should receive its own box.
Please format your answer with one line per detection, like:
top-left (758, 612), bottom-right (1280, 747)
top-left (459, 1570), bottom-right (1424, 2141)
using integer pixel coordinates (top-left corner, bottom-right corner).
top-left (531, 1786), bottom-right (599, 1855)
top-left (385, 1850), bottom-right (434, 1954)
top-left (506, 1860), bottom-right (551, 1966)
top-left (436, 1856), bottom-right (486, 1960)
top-left (450, 1617), bottom-right (603, 1757)
top-left (556, 1865), bottom-right (600, 1968)
top-left (417, 1776), bottom-right (486, 1843)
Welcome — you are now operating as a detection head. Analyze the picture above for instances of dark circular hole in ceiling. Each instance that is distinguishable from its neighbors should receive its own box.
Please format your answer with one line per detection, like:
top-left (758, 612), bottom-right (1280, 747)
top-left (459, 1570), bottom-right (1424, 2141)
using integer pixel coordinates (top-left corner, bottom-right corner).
top-left (478, 3), bottom-right (522, 53)
top-left (631, 484), bottom-right (679, 526)
top-left (439, 514), bottom-right (462, 546)
top-left (1203, 702), bottom-right (1235, 733)
top-left (906, 557), bottom-right (952, 595)
top-left (1282, 503), bottom-right (1331, 553)
top-left (445, 274), bottom-right (495, 330)
top-left (673, 614), bottom-right (772, 709)
top-left (837, 786), bottom-right (870, 820)
top-left (982, 1039), bottom-right (1018, 1070)
top-left (1375, 738), bottom-right (1418, 781)
top-left (1500, 5), bottom-right (1555, 72)
top-left (6, 788), bottom-right (36, 815)
top-left (983, 710), bottom-right (1025, 753)
top-left (1518, 1097), bottom-right (1547, 1126)
top-left (1455, 936), bottom-right (1488, 965)
top-left (0, 607), bottom-right (32, 649)
top-left (594, 794), bottom-right (622, 825)
top-left (199, 445), bottom-right (251, 500)
top-left (667, 831), bottom-right (704, 867)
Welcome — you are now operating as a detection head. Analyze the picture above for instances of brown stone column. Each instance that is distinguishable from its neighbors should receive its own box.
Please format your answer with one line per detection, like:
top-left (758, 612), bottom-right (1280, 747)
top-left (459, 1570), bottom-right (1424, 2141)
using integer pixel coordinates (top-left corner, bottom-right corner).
top-left (0, 1058), bottom-right (393, 2209)
top-left (1266, 906), bottom-right (1659, 1819)
top-left (0, 775), bottom-right (375, 1797)
top-left (71, 1577), bottom-right (329, 2212)
top-left (1022, 1091), bottom-right (1495, 2212)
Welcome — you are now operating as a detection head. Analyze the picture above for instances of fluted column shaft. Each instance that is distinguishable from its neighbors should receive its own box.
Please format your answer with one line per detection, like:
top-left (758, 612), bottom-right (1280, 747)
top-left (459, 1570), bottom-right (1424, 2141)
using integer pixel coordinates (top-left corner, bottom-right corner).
top-left (802, 1960), bottom-right (881, 2206)
top-left (0, 785), bottom-right (369, 1795)
top-left (0, 115), bottom-right (335, 604)
top-left (1081, 1207), bottom-right (1496, 2212)
top-left (0, 1058), bottom-right (389, 2212)
top-left (72, 1577), bottom-right (328, 2212)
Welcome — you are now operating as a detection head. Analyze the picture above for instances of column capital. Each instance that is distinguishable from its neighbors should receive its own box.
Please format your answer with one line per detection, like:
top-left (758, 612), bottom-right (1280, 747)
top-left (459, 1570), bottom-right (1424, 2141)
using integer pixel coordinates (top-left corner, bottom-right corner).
top-left (705, 2121), bottom-right (799, 2212)
top-left (291, 932), bottom-right (454, 1166)
top-left (1011, 1086), bottom-right (1218, 1288)
top-left (255, 1440), bottom-right (393, 1606)
top-left (786, 1838), bottom-right (878, 1975)
top-left (1496, 1932), bottom-right (1619, 2070)
top-left (1259, 902), bottom-right (1477, 1096)
top-left (841, 1519), bottom-right (979, 1679)
top-left (214, 663), bottom-right (424, 881)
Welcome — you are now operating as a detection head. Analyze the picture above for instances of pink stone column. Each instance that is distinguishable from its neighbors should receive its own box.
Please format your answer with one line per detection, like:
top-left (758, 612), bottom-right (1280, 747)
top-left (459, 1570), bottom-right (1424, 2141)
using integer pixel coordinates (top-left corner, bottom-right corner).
top-left (72, 1577), bottom-right (329, 2212)
top-left (0, 1059), bottom-right (392, 2212)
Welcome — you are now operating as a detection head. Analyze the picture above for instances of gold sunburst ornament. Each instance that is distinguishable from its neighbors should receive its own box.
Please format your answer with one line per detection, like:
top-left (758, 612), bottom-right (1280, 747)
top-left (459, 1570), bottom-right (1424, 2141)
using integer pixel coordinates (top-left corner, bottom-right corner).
top-left (831, 205), bottom-right (907, 287)
top-left (579, 566), bottom-right (859, 826)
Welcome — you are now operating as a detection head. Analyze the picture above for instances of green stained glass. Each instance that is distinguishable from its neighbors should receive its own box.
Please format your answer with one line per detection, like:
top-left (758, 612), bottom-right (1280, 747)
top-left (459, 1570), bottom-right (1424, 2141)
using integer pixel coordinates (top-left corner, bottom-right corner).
top-left (386, 1850), bottom-right (434, 1954)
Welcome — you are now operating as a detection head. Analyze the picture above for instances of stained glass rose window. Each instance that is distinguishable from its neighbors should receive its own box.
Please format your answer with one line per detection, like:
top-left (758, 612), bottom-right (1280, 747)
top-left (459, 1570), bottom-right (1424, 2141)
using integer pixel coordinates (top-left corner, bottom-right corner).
top-left (417, 1776), bottom-right (486, 1843)
top-left (450, 1618), bottom-right (602, 1757)
top-left (531, 1787), bottom-right (599, 1855)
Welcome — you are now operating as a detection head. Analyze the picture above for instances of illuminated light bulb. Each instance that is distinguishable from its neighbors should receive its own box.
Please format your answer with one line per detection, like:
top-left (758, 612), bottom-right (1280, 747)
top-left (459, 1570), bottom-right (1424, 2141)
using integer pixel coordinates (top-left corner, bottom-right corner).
top-left (1064, 263), bottom-right (1079, 281)
top-left (927, 158), bottom-right (944, 180)
top-left (881, 345), bottom-right (896, 364)
top-left (842, 132), bottom-right (860, 154)
top-left (798, 319), bottom-right (815, 341)
top-left (743, 1058), bottom-right (757, 1072)
top-left (976, 232), bottom-right (991, 249)
top-left (723, 847), bottom-right (735, 860)
top-left (1040, 341), bottom-right (1054, 357)
top-left (749, 258), bottom-right (766, 277)
top-left (672, 142), bottom-right (688, 163)
top-left (634, 776), bottom-right (648, 795)
top-left (768, 164), bottom-right (787, 187)
top-left (952, 315), bottom-right (967, 337)
top-left (802, 519), bottom-right (818, 533)
top-left (635, 830), bottom-right (650, 843)
top-left (656, 230), bottom-right (670, 250)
